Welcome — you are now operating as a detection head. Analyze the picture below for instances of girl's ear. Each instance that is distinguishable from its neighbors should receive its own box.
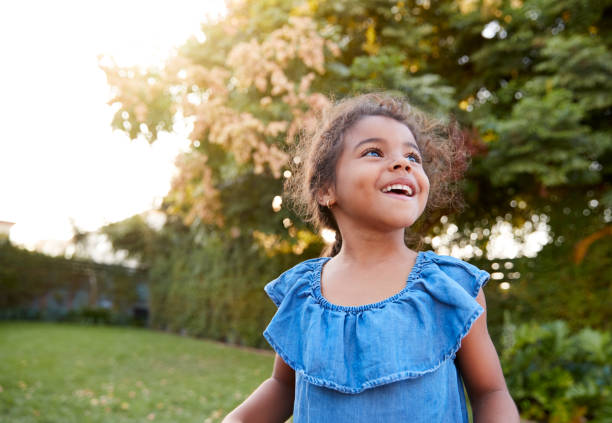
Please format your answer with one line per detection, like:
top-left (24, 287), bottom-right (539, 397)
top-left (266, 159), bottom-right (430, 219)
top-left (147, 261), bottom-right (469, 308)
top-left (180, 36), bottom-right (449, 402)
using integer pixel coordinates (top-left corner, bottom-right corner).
top-left (317, 186), bottom-right (336, 208)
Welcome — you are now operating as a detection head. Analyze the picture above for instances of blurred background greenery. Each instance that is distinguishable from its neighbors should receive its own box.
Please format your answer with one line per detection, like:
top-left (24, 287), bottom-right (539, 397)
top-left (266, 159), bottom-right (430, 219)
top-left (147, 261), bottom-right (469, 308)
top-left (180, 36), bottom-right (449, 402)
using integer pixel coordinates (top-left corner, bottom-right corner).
top-left (1, 0), bottom-right (611, 421)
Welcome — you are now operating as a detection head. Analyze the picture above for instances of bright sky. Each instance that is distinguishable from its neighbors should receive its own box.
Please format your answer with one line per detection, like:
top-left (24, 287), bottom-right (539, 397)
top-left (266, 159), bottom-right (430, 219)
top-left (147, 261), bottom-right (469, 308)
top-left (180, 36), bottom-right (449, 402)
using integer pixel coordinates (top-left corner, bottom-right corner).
top-left (0, 0), bottom-right (226, 254)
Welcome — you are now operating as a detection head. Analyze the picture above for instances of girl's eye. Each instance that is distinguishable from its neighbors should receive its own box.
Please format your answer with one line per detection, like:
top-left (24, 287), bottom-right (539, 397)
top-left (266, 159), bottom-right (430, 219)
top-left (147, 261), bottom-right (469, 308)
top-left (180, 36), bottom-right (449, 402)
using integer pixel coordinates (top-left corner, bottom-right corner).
top-left (362, 148), bottom-right (421, 162)
top-left (406, 153), bottom-right (421, 163)
top-left (363, 149), bottom-right (382, 157)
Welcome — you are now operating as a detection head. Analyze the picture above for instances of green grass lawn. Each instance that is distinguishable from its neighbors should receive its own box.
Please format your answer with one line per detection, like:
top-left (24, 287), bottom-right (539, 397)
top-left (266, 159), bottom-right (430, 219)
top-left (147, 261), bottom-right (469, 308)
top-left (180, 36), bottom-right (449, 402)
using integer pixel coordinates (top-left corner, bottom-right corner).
top-left (0, 322), bottom-right (275, 423)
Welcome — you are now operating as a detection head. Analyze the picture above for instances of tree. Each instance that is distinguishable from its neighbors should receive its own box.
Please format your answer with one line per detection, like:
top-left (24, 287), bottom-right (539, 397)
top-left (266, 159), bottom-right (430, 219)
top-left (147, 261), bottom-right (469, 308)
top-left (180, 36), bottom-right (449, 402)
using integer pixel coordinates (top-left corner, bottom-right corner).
top-left (101, 0), bottom-right (612, 344)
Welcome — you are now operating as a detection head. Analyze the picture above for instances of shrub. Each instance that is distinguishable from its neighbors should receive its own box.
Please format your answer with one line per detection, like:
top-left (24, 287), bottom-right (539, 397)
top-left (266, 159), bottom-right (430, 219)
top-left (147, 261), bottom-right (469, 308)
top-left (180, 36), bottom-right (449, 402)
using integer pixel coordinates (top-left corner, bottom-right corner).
top-left (501, 318), bottom-right (612, 422)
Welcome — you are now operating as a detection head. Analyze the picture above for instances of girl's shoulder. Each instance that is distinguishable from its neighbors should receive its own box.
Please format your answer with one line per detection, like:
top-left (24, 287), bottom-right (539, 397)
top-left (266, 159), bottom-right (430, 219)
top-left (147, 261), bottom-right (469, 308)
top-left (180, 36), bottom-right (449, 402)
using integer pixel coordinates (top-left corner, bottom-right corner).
top-left (420, 250), bottom-right (490, 299)
top-left (264, 257), bottom-right (329, 307)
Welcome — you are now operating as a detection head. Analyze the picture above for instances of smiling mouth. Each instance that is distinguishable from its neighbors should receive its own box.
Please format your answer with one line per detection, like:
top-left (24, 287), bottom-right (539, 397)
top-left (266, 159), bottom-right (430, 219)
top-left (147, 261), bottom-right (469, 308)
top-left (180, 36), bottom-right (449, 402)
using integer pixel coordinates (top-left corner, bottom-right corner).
top-left (381, 184), bottom-right (414, 197)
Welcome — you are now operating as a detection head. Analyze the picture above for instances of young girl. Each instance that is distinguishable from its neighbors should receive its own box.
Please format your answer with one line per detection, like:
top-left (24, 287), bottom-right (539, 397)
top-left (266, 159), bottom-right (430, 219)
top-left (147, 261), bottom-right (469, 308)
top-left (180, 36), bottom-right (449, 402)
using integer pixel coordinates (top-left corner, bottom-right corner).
top-left (223, 93), bottom-right (519, 422)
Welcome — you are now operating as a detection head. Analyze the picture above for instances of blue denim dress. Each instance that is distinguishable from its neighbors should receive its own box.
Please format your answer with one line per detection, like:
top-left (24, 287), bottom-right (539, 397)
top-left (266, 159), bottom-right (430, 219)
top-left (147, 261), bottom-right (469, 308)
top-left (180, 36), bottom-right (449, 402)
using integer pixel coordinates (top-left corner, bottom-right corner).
top-left (263, 250), bottom-right (490, 422)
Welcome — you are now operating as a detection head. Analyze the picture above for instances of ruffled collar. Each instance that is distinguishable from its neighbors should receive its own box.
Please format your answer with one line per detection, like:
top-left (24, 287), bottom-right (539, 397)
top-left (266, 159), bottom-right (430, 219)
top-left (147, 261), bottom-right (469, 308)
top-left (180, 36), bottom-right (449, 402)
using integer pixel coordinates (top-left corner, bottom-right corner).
top-left (310, 251), bottom-right (429, 313)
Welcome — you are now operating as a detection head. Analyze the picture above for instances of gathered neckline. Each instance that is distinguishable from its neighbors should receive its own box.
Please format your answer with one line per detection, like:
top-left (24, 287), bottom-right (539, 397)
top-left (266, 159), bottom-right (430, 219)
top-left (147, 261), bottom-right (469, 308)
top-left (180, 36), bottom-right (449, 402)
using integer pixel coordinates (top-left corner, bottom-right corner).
top-left (311, 251), bottom-right (430, 312)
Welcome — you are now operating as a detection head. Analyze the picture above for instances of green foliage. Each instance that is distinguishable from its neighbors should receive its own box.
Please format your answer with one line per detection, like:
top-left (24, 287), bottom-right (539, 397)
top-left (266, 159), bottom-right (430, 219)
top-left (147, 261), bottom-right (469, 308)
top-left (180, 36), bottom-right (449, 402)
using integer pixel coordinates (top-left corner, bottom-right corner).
top-left (348, 48), bottom-right (457, 114)
top-left (141, 223), bottom-right (322, 347)
top-left (62, 307), bottom-right (144, 326)
top-left (473, 207), bottom-right (612, 347)
top-left (100, 214), bottom-right (161, 266)
top-left (106, 68), bottom-right (175, 143)
top-left (0, 242), bottom-right (145, 323)
top-left (477, 87), bottom-right (591, 186)
top-left (501, 319), bottom-right (612, 422)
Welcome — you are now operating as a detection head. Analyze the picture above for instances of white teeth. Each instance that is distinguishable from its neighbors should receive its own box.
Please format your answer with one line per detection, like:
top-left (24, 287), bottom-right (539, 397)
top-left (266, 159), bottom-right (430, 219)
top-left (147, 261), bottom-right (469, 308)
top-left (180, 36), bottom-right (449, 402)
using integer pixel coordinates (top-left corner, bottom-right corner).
top-left (381, 184), bottom-right (414, 196)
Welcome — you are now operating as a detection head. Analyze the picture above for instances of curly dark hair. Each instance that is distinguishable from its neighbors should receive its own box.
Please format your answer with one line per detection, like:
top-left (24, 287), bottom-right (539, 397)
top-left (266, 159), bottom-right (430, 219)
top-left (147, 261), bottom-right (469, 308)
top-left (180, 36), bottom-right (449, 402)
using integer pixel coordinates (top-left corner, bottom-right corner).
top-left (284, 92), bottom-right (469, 257)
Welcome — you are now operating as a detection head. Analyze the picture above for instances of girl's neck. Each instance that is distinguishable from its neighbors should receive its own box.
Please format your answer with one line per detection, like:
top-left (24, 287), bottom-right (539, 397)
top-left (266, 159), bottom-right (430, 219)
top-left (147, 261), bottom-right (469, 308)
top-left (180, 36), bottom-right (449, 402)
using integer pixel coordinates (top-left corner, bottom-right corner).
top-left (334, 228), bottom-right (416, 267)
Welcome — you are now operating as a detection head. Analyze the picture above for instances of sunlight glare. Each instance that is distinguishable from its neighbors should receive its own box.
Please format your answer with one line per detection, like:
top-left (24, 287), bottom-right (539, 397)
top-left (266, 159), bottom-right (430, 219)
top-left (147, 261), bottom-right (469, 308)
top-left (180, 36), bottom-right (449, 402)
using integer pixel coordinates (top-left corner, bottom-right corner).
top-left (0, 0), bottom-right (227, 254)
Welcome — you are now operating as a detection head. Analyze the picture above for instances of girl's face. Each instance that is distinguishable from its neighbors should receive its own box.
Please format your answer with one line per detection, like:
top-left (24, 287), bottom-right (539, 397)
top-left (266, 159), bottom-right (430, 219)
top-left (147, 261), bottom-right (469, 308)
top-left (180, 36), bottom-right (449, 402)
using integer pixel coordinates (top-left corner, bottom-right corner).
top-left (326, 115), bottom-right (430, 233)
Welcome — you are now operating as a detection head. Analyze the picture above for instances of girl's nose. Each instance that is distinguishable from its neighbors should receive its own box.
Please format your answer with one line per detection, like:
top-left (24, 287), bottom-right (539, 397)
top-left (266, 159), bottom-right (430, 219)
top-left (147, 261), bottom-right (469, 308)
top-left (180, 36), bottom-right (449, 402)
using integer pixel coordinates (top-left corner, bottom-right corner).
top-left (390, 155), bottom-right (412, 171)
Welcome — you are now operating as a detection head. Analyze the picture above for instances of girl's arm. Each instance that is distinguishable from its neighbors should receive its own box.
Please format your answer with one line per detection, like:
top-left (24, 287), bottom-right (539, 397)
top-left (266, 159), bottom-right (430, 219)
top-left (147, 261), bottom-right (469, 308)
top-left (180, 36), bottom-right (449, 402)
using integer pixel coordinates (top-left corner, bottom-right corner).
top-left (456, 288), bottom-right (520, 423)
top-left (222, 353), bottom-right (295, 423)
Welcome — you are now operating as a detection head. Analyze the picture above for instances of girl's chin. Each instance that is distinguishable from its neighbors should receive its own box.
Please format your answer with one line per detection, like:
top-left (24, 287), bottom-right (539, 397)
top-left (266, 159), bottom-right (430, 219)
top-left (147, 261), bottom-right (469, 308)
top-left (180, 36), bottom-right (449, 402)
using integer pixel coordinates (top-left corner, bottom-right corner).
top-left (374, 218), bottom-right (421, 231)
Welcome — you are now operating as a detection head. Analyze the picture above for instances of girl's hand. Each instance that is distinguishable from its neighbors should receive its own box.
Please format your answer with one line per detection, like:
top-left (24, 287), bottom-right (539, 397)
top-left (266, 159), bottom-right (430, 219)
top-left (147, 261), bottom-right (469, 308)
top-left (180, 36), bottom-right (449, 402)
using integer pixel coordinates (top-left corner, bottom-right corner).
top-left (456, 288), bottom-right (520, 422)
